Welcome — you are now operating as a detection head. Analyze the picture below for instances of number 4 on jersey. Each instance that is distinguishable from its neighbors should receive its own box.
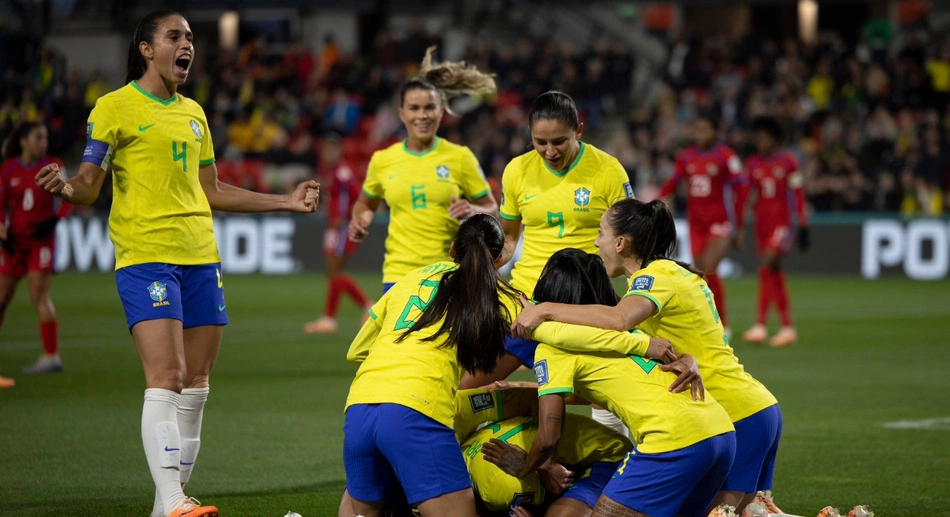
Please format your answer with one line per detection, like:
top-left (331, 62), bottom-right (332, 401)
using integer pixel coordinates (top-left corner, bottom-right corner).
top-left (173, 141), bottom-right (188, 172)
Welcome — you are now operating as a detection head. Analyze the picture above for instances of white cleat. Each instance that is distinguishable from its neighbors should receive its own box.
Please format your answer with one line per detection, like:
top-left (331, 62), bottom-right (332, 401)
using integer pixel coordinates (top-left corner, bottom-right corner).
top-left (23, 354), bottom-right (63, 374)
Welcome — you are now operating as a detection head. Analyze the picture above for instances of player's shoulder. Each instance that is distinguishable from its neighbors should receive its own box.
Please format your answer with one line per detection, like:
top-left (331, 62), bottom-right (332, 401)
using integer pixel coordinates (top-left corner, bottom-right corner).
top-left (0, 158), bottom-right (17, 179)
top-left (176, 94), bottom-right (208, 117)
top-left (436, 137), bottom-right (470, 155)
top-left (370, 141), bottom-right (405, 166)
top-left (581, 143), bottom-right (623, 169)
top-left (780, 151), bottom-right (800, 168)
top-left (715, 143), bottom-right (738, 157)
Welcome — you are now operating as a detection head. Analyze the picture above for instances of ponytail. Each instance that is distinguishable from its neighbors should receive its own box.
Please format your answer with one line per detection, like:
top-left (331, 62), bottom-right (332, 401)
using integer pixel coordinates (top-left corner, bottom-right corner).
top-left (397, 214), bottom-right (518, 374)
top-left (607, 198), bottom-right (705, 277)
top-left (399, 46), bottom-right (497, 115)
top-left (126, 10), bottom-right (181, 84)
top-left (1, 121), bottom-right (41, 162)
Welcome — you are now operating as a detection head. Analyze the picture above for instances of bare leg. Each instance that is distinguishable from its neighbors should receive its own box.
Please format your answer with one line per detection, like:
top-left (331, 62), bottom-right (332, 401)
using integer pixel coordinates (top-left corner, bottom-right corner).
top-left (415, 488), bottom-right (477, 517)
top-left (546, 496), bottom-right (594, 517)
top-left (590, 495), bottom-right (649, 517)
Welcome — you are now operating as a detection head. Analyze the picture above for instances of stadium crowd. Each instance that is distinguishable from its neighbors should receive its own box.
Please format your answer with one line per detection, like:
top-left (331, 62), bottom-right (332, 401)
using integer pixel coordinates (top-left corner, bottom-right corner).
top-left (2, 17), bottom-right (950, 214)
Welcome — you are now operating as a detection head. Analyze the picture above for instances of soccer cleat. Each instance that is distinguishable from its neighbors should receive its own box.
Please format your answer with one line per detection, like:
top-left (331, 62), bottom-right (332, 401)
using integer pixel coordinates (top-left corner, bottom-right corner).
top-left (303, 316), bottom-right (338, 334)
top-left (753, 490), bottom-right (783, 514)
top-left (167, 497), bottom-right (219, 517)
top-left (769, 327), bottom-right (797, 348)
top-left (22, 354), bottom-right (63, 374)
top-left (743, 324), bottom-right (768, 344)
top-left (740, 502), bottom-right (768, 517)
top-left (845, 506), bottom-right (873, 517)
top-left (0, 375), bottom-right (14, 388)
top-left (708, 504), bottom-right (737, 517)
top-left (816, 507), bottom-right (841, 517)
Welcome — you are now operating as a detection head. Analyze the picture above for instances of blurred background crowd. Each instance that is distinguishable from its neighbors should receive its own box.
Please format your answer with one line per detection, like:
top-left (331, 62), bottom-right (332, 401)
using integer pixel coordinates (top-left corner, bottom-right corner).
top-left (2, 2), bottom-right (949, 215)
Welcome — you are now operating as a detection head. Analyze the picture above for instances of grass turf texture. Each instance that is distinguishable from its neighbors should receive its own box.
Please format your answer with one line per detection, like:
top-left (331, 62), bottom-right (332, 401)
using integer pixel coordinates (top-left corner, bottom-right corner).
top-left (1, 273), bottom-right (948, 516)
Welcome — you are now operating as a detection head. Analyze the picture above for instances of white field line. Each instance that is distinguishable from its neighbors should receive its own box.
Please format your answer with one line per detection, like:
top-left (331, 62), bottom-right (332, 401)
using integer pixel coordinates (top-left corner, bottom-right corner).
top-left (882, 416), bottom-right (950, 430)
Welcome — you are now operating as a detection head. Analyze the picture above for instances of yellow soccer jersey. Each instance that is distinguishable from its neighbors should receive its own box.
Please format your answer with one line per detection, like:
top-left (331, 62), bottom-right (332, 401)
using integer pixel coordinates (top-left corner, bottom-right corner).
top-left (461, 413), bottom-right (631, 512)
top-left (625, 260), bottom-right (778, 422)
top-left (86, 81), bottom-right (218, 269)
top-left (362, 138), bottom-right (491, 284)
top-left (534, 343), bottom-right (734, 454)
top-left (499, 143), bottom-right (633, 295)
top-left (345, 262), bottom-right (520, 429)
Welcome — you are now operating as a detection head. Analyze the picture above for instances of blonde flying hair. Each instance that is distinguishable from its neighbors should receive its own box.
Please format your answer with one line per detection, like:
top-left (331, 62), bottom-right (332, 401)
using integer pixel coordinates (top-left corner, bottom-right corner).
top-left (400, 46), bottom-right (496, 115)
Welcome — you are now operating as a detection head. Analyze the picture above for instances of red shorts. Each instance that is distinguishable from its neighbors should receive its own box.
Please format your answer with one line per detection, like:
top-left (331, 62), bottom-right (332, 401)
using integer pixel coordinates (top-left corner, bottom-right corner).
top-left (689, 220), bottom-right (734, 257)
top-left (756, 224), bottom-right (793, 255)
top-left (0, 237), bottom-right (55, 277)
top-left (323, 226), bottom-right (358, 257)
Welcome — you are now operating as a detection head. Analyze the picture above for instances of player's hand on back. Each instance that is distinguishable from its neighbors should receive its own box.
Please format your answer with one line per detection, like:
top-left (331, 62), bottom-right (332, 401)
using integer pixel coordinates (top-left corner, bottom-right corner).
top-left (511, 294), bottom-right (543, 339)
top-left (482, 438), bottom-right (528, 477)
top-left (646, 337), bottom-right (677, 364)
top-left (448, 195), bottom-right (475, 220)
top-left (35, 163), bottom-right (73, 201)
top-left (509, 505), bottom-right (535, 517)
top-left (538, 462), bottom-right (576, 496)
top-left (659, 353), bottom-right (705, 402)
top-left (288, 180), bottom-right (320, 213)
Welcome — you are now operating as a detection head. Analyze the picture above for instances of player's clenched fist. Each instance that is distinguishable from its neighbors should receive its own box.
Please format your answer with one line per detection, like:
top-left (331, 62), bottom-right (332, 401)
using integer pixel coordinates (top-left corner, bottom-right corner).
top-left (348, 212), bottom-right (372, 242)
top-left (35, 163), bottom-right (73, 200)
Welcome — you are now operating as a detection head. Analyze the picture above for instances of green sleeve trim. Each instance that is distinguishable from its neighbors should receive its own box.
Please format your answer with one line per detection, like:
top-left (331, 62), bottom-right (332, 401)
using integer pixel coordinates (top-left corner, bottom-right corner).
top-left (368, 308), bottom-right (379, 320)
top-left (470, 188), bottom-right (490, 200)
top-left (499, 211), bottom-right (522, 221)
top-left (362, 188), bottom-right (381, 200)
top-left (538, 387), bottom-right (574, 397)
top-left (199, 157), bottom-right (216, 166)
top-left (624, 291), bottom-right (662, 312)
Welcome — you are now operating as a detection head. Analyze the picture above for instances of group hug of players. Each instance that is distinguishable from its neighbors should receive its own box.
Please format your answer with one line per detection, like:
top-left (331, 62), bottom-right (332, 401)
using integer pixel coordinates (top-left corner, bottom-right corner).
top-left (0, 10), bottom-right (807, 516)
top-left (332, 51), bottom-right (808, 517)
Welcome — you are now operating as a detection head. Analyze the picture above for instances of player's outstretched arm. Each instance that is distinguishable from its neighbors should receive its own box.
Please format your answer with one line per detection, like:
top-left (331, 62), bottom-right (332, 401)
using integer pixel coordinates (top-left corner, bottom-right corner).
top-left (532, 321), bottom-right (676, 364)
top-left (35, 162), bottom-right (106, 206)
top-left (513, 294), bottom-right (656, 336)
top-left (199, 162), bottom-right (319, 213)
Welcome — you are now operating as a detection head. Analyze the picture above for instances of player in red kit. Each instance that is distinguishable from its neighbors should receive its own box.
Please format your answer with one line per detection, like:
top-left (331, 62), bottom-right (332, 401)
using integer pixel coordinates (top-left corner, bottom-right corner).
top-left (742, 116), bottom-right (808, 347)
top-left (659, 113), bottom-right (743, 336)
top-left (304, 135), bottom-right (372, 334)
top-left (0, 122), bottom-right (72, 373)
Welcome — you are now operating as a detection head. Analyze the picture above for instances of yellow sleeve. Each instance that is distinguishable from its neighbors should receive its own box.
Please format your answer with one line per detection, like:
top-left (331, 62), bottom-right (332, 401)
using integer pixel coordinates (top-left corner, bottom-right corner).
top-left (86, 96), bottom-right (119, 169)
top-left (362, 152), bottom-right (384, 199)
top-left (346, 290), bottom-right (391, 364)
top-left (198, 107), bottom-right (215, 166)
top-left (533, 321), bottom-right (650, 357)
top-left (459, 146), bottom-right (491, 200)
top-left (454, 389), bottom-right (505, 442)
top-left (623, 270), bottom-right (674, 312)
top-left (534, 345), bottom-right (576, 397)
top-left (499, 160), bottom-right (521, 220)
top-left (604, 157), bottom-right (634, 204)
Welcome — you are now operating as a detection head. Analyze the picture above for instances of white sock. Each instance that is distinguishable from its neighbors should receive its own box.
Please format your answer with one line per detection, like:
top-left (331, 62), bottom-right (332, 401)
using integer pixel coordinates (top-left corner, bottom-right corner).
top-left (591, 407), bottom-right (629, 438)
top-left (178, 387), bottom-right (209, 485)
top-left (142, 388), bottom-right (186, 514)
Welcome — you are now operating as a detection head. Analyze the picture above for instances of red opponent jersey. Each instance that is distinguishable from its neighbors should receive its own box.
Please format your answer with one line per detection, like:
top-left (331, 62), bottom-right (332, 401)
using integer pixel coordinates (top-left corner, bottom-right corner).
top-left (0, 157), bottom-right (72, 240)
top-left (660, 144), bottom-right (745, 228)
top-left (326, 160), bottom-right (363, 226)
top-left (745, 151), bottom-right (807, 228)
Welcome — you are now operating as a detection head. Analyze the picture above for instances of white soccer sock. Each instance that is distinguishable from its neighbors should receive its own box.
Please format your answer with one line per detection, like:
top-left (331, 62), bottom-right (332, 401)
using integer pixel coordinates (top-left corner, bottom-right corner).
top-left (142, 388), bottom-right (186, 514)
top-left (178, 387), bottom-right (209, 486)
top-left (591, 407), bottom-right (629, 438)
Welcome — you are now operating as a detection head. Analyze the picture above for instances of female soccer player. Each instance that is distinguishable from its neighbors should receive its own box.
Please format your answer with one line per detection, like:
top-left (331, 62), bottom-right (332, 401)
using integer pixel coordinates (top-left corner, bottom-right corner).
top-left (34, 11), bottom-right (319, 517)
top-left (304, 134), bottom-right (372, 334)
top-left (658, 113), bottom-right (744, 334)
top-left (484, 248), bottom-right (735, 517)
top-left (348, 47), bottom-right (497, 294)
top-left (742, 116), bottom-right (808, 347)
top-left (0, 122), bottom-right (70, 374)
top-left (497, 90), bottom-right (635, 434)
top-left (343, 214), bottom-right (520, 517)
top-left (512, 199), bottom-right (782, 514)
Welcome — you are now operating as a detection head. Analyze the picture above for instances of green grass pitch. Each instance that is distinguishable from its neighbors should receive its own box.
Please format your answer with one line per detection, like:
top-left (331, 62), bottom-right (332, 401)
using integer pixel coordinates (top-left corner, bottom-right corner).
top-left (1, 273), bottom-right (948, 516)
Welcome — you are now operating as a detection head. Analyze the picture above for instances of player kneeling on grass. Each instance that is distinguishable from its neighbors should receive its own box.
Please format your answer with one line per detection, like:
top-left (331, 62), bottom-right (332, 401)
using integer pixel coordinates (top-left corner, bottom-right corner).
top-left (486, 248), bottom-right (736, 517)
top-left (342, 214), bottom-right (521, 517)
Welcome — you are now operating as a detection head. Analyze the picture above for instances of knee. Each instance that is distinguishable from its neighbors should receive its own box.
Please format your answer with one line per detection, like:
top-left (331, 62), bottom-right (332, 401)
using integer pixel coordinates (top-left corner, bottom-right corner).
top-left (150, 367), bottom-right (185, 393)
